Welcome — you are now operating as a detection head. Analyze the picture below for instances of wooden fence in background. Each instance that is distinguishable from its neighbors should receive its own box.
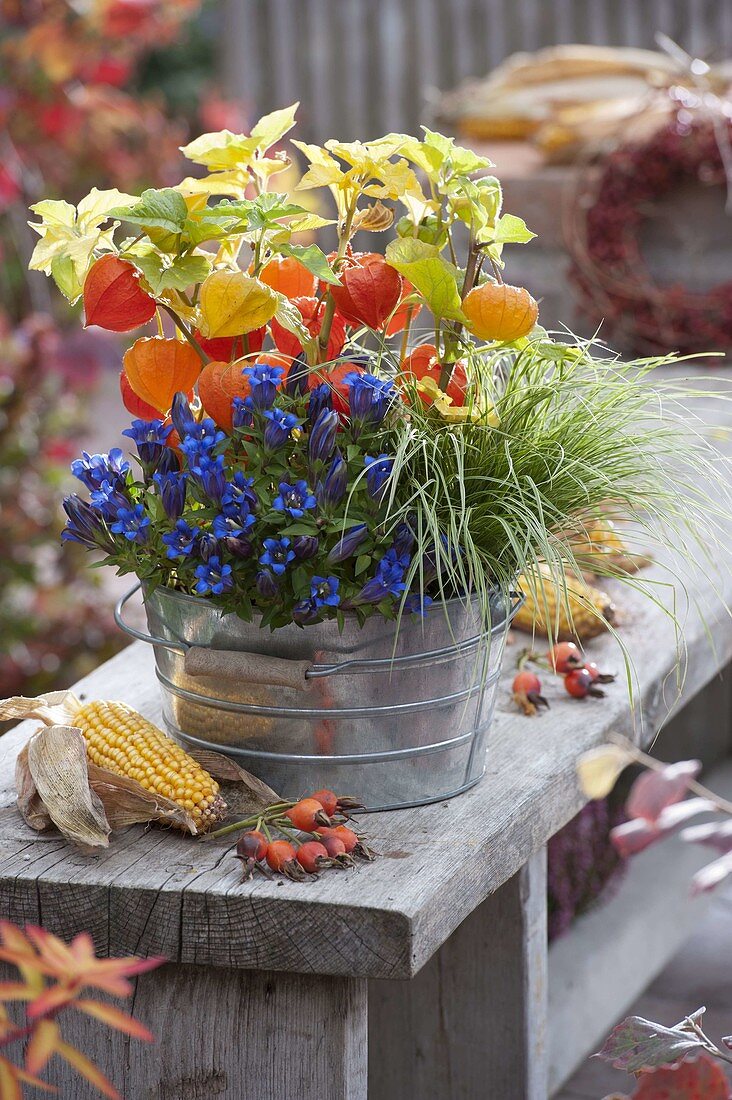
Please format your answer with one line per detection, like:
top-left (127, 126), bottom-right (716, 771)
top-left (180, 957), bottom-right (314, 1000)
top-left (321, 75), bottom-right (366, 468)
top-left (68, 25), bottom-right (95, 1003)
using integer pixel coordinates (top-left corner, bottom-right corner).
top-left (222, 0), bottom-right (732, 141)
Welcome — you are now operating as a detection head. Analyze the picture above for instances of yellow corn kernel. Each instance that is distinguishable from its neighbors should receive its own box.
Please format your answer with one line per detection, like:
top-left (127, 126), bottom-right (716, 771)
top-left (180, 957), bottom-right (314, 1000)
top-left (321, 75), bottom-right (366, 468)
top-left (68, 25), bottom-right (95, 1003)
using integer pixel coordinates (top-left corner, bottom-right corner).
top-left (73, 700), bottom-right (225, 832)
top-left (513, 564), bottom-right (616, 642)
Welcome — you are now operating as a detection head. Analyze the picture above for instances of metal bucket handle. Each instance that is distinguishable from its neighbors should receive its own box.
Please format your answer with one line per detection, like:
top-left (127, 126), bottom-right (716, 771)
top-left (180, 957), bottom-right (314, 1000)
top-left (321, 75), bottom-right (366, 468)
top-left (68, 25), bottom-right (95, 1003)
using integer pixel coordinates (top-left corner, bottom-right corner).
top-left (115, 582), bottom-right (524, 692)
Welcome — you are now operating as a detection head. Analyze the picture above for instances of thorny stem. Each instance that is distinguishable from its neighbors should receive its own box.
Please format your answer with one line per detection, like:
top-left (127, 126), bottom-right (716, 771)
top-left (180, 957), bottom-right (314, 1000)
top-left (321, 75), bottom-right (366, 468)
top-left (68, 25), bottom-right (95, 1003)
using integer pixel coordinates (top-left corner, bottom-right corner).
top-left (608, 732), bottom-right (732, 817)
top-left (158, 303), bottom-right (209, 365)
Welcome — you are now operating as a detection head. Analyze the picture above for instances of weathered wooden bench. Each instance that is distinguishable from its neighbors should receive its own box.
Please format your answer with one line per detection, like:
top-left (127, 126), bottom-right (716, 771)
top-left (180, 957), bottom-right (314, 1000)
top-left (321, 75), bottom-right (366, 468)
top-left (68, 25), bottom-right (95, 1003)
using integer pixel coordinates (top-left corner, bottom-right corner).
top-left (1, 380), bottom-right (731, 1099)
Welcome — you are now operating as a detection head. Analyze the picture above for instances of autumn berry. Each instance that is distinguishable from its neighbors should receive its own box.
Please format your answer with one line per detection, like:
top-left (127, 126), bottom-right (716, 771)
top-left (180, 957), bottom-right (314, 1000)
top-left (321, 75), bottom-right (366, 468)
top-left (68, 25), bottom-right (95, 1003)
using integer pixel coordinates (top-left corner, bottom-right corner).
top-left (512, 670), bottom-right (549, 717)
top-left (311, 789), bottom-right (338, 817)
top-left (236, 830), bottom-right (268, 862)
top-left (285, 798), bottom-right (331, 831)
top-left (584, 662), bottom-right (616, 684)
top-left (317, 824), bottom-right (358, 853)
top-left (320, 834), bottom-right (354, 866)
top-left (550, 641), bottom-right (583, 674)
top-left (266, 839), bottom-right (306, 880)
top-left (296, 841), bottom-right (332, 874)
top-left (564, 668), bottom-right (605, 699)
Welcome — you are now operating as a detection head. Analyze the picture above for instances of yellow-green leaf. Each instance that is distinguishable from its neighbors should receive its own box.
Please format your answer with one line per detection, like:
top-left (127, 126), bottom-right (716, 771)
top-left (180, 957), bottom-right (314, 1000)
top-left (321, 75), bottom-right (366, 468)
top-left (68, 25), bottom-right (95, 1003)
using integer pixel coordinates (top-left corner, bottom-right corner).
top-left (180, 130), bottom-right (259, 171)
top-left (199, 270), bottom-right (278, 337)
top-left (385, 238), bottom-right (466, 322)
top-left (250, 103), bottom-right (299, 152)
top-left (576, 744), bottom-right (632, 800)
top-left (273, 295), bottom-right (318, 361)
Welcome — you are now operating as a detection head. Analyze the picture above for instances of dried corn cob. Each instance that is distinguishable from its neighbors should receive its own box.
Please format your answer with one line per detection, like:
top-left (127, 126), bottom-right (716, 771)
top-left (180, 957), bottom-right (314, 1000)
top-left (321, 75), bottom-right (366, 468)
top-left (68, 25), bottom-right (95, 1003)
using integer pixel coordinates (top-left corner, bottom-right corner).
top-left (74, 700), bottom-right (226, 832)
top-left (514, 564), bottom-right (616, 642)
top-left (566, 516), bottom-right (651, 575)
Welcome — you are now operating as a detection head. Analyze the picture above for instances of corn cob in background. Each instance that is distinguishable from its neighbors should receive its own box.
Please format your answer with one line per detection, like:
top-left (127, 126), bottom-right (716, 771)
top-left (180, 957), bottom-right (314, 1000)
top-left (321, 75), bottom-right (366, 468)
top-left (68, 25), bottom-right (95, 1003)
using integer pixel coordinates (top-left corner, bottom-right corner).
top-left (564, 516), bottom-right (652, 577)
top-left (513, 563), bottom-right (616, 642)
top-left (74, 700), bottom-right (226, 832)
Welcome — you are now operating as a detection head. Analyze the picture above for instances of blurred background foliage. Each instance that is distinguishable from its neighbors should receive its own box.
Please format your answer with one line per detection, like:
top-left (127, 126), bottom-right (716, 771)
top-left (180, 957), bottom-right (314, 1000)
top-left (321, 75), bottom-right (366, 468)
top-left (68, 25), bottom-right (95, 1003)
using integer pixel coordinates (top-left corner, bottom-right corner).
top-left (0, 0), bottom-right (244, 703)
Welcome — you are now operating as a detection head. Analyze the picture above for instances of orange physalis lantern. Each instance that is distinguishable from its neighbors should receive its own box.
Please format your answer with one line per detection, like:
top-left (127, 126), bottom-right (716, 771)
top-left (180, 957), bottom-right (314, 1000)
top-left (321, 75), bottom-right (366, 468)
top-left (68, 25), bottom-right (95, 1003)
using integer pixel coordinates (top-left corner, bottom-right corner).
top-left (259, 256), bottom-right (317, 299)
top-left (462, 283), bottom-right (538, 343)
top-left (330, 254), bottom-right (402, 330)
top-left (400, 344), bottom-right (468, 407)
top-left (193, 327), bottom-right (265, 362)
top-left (119, 371), bottom-right (159, 420)
top-left (270, 296), bottom-right (347, 362)
top-left (123, 338), bottom-right (202, 416)
top-left (83, 255), bottom-right (156, 332)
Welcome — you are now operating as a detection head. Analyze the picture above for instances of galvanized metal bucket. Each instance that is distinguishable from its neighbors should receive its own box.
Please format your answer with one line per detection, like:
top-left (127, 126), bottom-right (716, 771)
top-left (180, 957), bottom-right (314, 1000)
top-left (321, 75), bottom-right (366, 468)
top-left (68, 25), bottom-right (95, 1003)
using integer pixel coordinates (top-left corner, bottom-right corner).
top-left (115, 583), bottom-right (520, 812)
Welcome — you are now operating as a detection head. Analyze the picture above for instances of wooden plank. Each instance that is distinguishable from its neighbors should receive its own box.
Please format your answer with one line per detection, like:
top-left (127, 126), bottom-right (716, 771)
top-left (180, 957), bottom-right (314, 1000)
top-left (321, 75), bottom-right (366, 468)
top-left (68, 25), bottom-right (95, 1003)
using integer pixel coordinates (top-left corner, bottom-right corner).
top-left (16, 962), bottom-right (367, 1100)
top-left (549, 755), bottom-right (732, 1093)
top-left (369, 850), bottom-right (547, 1100)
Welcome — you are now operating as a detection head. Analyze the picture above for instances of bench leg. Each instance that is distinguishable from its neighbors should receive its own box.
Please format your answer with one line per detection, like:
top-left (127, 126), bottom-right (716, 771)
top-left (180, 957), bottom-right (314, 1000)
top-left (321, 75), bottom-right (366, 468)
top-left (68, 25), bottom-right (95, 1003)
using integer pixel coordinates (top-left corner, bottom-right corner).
top-left (369, 848), bottom-right (548, 1100)
top-left (36, 963), bottom-right (368, 1099)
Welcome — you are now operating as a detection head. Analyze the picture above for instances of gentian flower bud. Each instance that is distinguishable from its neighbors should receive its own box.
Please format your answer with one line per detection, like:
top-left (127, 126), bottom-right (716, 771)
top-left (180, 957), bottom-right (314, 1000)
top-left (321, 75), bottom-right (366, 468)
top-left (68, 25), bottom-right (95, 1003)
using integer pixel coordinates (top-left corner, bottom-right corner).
top-left (308, 408), bottom-right (339, 466)
top-left (256, 570), bottom-right (279, 599)
top-left (392, 520), bottom-right (415, 559)
top-left (327, 523), bottom-right (367, 563)
top-left (319, 450), bottom-right (347, 508)
top-left (232, 396), bottom-right (253, 430)
top-left (153, 470), bottom-right (187, 521)
top-left (191, 454), bottom-right (227, 502)
top-left (292, 597), bottom-right (320, 625)
top-left (155, 447), bottom-right (180, 477)
top-left (61, 495), bottom-right (113, 551)
top-left (171, 392), bottom-right (198, 440)
top-left (293, 535), bottom-right (319, 560)
top-left (284, 354), bottom-right (309, 397)
top-left (225, 536), bottom-right (253, 559)
top-left (308, 382), bottom-right (333, 421)
top-left (197, 532), bottom-right (219, 562)
top-left (263, 409), bottom-right (300, 450)
top-left (364, 453), bottom-right (394, 502)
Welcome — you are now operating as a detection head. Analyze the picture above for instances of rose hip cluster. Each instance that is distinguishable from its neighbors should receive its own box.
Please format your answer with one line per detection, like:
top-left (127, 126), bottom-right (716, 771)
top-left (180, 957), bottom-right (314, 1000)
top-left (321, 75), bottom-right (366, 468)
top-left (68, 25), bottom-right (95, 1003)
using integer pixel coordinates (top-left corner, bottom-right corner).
top-left (224, 789), bottom-right (376, 882)
top-left (512, 642), bottom-right (615, 716)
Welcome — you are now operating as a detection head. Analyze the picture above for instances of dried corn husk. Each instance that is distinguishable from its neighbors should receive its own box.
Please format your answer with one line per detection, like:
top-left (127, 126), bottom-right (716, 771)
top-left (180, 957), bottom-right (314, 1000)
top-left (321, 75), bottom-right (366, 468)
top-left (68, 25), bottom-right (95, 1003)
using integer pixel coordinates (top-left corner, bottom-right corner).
top-left (563, 516), bottom-right (653, 576)
top-left (514, 563), bottom-right (616, 641)
top-left (1, 691), bottom-right (280, 849)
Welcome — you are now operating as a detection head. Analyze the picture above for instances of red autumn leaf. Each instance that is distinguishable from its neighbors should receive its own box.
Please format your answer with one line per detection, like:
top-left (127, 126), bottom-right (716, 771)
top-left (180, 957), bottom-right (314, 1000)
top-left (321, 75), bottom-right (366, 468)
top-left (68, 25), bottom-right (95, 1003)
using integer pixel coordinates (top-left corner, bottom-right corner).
top-left (83, 255), bottom-right (157, 333)
top-left (330, 254), bottom-right (402, 330)
top-left (25, 1019), bottom-right (61, 1075)
top-left (75, 998), bottom-right (155, 1042)
top-left (0, 1055), bottom-right (56, 1097)
top-left (628, 1053), bottom-right (732, 1098)
top-left (193, 327), bottom-right (265, 362)
top-left (119, 371), bottom-right (159, 420)
top-left (596, 1013), bottom-right (706, 1073)
top-left (56, 1039), bottom-right (120, 1100)
top-left (611, 799), bottom-right (715, 857)
top-left (270, 296), bottom-right (347, 362)
top-left (626, 761), bottom-right (702, 823)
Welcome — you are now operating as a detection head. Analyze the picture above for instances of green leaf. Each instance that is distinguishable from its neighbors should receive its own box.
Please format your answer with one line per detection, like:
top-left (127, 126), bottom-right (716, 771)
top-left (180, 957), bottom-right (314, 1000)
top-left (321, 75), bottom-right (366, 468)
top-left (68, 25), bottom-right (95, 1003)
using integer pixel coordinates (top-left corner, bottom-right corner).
top-left (278, 243), bottom-right (341, 285)
top-left (385, 238), bottom-right (466, 322)
top-left (491, 213), bottom-right (536, 246)
top-left (180, 131), bottom-right (258, 171)
top-left (355, 554), bottom-right (371, 577)
top-left (108, 189), bottom-right (188, 234)
top-left (131, 252), bottom-right (211, 295)
top-left (273, 295), bottom-right (318, 359)
top-left (422, 128), bottom-right (494, 175)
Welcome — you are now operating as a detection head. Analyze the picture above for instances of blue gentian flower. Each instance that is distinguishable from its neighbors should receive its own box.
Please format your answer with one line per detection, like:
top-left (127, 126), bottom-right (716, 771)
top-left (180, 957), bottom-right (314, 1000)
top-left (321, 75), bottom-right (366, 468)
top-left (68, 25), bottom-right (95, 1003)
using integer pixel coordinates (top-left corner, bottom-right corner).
top-left (242, 361), bottom-right (286, 411)
top-left (353, 548), bottom-right (408, 604)
top-left (310, 575), bottom-right (340, 609)
top-left (364, 453), bottom-right (394, 502)
top-left (221, 471), bottom-right (257, 518)
top-left (153, 470), bottom-right (187, 521)
top-left (89, 480), bottom-right (130, 519)
top-left (404, 593), bottom-right (433, 617)
top-left (308, 382), bottom-right (333, 421)
top-left (293, 535), bottom-right (319, 560)
top-left (162, 519), bottom-right (200, 560)
top-left (190, 453), bottom-right (227, 502)
top-left (392, 520), bottom-right (415, 558)
top-left (327, 523), bottom-right (368, 563)
top-left (71, 448), bottom-right (129, 491)
top-left (308, 408), bottom-right (339, 465)
top-left (170, 392), bottom-right (198, 440)
top-left (232, 396), bottom-right (253, 430)
top-left (272, 480), bottom-right (317, 519)
top-left (61, 495), bottom-right (112, 551)
top-left (155, 448), bottom-right (180, 477)
top-left (179, 418), bottom-right (226, 463)
top-left (109, 504), bottom-right (150, 545)
top-left (259, 537), bottom-right (295, 576)
top-left (343, 372), bottom-right (395, 432)
top-left (263, 408), bottom-right (300, 450)
top-left (122, 419), bottom-right (172, 469)
top-left (256, 570), bottom-right (278, 599)
top-left (319, 450), bottom-right (347, 508)
top-left (213, 511), bottom-right (255, 539)
top-left (284, 355), bottom-right (309, 397)
top-left (194, 556), bottom-right (233, 596)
